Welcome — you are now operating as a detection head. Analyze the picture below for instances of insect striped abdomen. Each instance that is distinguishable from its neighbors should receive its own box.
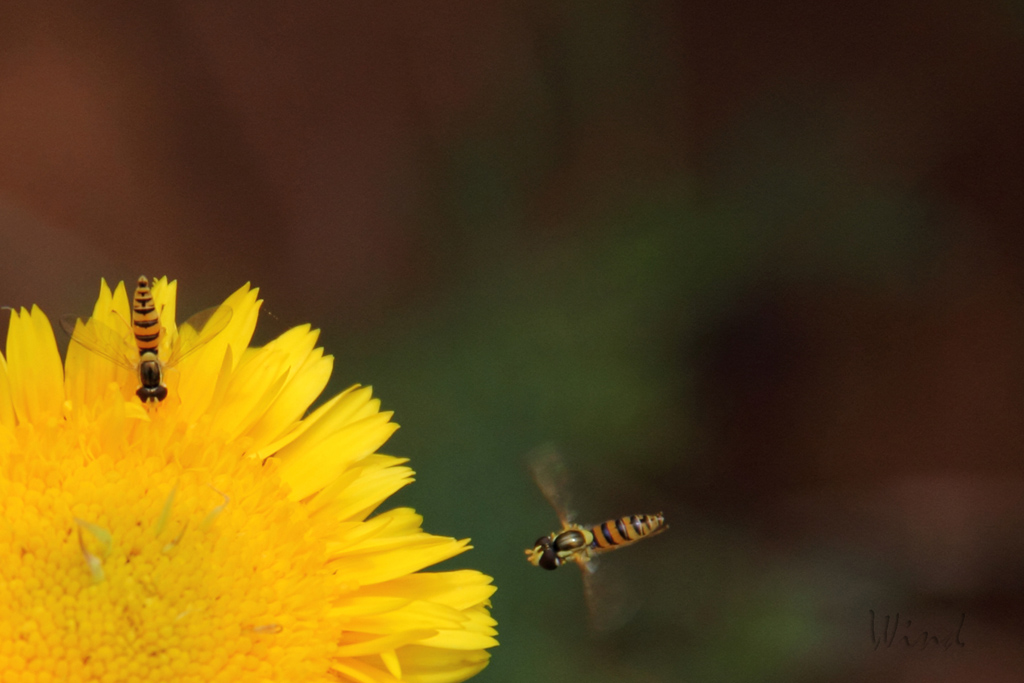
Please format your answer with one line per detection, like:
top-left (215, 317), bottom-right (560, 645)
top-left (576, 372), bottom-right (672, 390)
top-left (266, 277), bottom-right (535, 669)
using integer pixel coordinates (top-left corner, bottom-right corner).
top-left (590, 513), bottom-right (665, 551)
top-left (132, 276), bottom-right (161, 352)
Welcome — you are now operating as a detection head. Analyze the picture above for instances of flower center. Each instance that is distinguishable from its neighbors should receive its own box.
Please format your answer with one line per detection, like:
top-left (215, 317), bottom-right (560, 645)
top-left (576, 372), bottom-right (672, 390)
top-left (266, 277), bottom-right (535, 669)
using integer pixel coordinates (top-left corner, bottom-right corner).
top-left (0, 419), bottom-right (341, 681)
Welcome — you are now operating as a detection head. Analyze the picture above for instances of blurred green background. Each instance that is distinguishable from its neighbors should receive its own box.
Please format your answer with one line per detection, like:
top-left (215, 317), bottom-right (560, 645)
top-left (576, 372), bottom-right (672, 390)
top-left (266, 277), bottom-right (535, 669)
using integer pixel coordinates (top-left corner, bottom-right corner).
top-left (2, 2), bottom-right (1023, 681)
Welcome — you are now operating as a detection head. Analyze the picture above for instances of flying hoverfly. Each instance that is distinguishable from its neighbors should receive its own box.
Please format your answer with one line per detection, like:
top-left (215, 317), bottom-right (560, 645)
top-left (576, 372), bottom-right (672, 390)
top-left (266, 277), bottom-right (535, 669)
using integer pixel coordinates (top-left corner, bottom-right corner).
top-left (525, 446), bottom-right (667, 630)
top-left (61, 275), bottom-right (232, 403)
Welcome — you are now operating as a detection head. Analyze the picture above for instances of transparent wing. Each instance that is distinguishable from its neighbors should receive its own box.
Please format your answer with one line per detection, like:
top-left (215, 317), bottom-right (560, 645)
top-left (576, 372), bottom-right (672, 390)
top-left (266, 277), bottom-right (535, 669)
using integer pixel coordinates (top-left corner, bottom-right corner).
top-left (59, 314), bottom-right (137, 372)
top-left (527, 444), bottom-right (576, 527)
top-left (165, 305), bottom-right (232, 367)
top-left (576, 553), bottom-right (640, 634)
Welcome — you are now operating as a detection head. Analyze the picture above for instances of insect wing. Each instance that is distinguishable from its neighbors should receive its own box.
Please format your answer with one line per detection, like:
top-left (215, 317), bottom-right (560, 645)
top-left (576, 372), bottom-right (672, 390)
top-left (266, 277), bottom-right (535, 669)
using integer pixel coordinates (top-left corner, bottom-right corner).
top-left (165, 305), bottom-right (233, 368)
top-left (527, 444), bottom-right (577, 528)
top-left (576, 553), bottom-right (639, 634)
top-left (59, 314), bottom-right (137, 372)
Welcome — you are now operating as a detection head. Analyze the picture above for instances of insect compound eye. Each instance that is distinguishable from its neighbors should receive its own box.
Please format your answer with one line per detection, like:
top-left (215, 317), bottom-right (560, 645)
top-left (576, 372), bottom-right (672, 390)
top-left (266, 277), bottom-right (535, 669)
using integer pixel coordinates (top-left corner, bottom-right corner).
top-left (533, 537), bottom-right (552, 550)
top-left (538, 547), bottom-right (562, 571)
top-left (553, 529), bottom-right (587, 551)
top-left (136, 385), bottom-right (168, 402)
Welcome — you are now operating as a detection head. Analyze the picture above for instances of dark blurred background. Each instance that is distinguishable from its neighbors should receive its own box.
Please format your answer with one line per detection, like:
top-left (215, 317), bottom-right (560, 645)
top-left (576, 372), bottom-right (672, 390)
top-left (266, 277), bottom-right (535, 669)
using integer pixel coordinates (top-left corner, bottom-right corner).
top-left (2, 2), bottom-right (1023, 681)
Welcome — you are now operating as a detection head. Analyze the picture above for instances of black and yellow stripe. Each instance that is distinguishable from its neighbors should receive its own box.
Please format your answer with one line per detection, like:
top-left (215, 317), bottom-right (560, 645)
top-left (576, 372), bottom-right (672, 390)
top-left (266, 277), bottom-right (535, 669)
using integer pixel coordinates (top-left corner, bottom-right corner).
top-left (132, 275), bottom-right (162, 353)
top-left (589, 513), bottom-right (665, 551)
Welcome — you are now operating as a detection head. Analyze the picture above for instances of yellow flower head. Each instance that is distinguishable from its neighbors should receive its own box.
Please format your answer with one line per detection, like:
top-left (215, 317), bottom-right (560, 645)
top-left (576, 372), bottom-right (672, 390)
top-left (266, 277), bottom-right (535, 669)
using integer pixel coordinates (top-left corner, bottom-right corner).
top-left (0, 278), bottom-right (497, 682)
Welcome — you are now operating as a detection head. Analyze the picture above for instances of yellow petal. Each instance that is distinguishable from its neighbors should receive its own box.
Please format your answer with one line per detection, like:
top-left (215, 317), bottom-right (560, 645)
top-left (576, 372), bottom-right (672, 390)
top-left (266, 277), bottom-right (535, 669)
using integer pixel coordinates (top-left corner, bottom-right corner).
top-left (330, 596), bottom-right (413, 618)
top-left (331, 658), bottom-right (403, 683)
top-left (212, 325), bottom-right (330, 443)
top-left (0, 351), bottom-right (15, 427)
top-left (63, 318), bottom-right (136, 408)
top-left (393, 645), bottom-right (492, 683)
top-left (336, 629), bottom-right (438, 657)
top-left (341, 600), bottom-right (466, 635)
top-left (278, 411), bottom-right (399, 501)
top-left (6, 306), bottom-right (63, 424)
top-left (325, 462), bottom-right (414, 522)
top-left (250, 389), bottom-right (348, 459)
top-left (150, 276), bottom-right (177, 344)
top-left (358, 571), bottom-right (497, 612)
top-left (209, 346), bottom-right (291, 439)
top-left (244, 347), bottom-right (333, 451)
top-left (217, 282), bottom-right (262, 366)
top-left (276, 385), bottom-right (383, 458)
top-left (176, 283), bottom-right (261, 419)
top-left (418, 605), bottom-right (499, 650)
top-left (92, 278), bottom-right (132, 330)
top-left (320, 507), bottom-right (424, 557)
top-left (381, 649), bottom-right (403, 680)
top-left (333, 535), bottom-right (471, 586)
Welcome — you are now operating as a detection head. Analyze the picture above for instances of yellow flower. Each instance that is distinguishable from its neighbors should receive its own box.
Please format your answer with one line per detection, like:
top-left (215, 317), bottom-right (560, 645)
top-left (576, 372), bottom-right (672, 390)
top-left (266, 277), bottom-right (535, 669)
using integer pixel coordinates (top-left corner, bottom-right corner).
top-left (0, 278), bottom-right (497, 682)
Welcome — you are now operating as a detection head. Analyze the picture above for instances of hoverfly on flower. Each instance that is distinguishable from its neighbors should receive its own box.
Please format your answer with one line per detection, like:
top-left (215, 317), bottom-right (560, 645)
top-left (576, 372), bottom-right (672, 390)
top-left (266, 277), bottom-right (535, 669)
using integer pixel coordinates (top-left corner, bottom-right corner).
top-left (525, 445), bottom-right (667, 631)
top-left (61, 275), bottom-right (232, 403)
top-left (0, 277), bottom-right (497, 680)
